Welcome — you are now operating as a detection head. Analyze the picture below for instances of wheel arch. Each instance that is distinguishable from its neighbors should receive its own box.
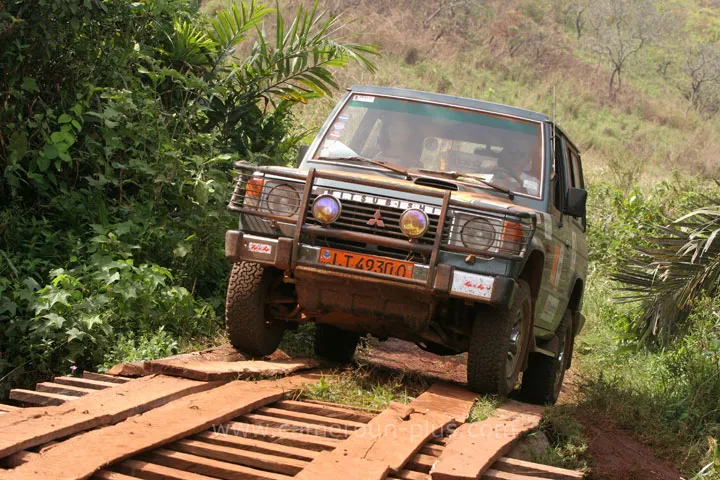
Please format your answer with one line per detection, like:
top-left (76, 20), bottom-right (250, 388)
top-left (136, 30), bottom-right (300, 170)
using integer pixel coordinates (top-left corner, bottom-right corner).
top-left (568, 277), bottom-right (585, 314)
top-left (518, 249), bottom-right (544, 369)
top-left (519, 249), bottom-right (545, 306)
top-left (565, 276), bottom-right (585, 369)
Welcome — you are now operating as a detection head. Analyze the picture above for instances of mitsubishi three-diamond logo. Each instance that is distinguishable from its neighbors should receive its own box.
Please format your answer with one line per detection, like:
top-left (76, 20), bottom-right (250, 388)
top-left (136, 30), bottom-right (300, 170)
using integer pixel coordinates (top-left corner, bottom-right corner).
top-left (367, 209), bottom-right (385, 227)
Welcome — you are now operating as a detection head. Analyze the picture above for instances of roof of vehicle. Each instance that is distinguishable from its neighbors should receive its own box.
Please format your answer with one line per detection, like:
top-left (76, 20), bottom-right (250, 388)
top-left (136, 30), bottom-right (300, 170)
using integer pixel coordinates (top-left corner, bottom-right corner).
top-left (348, 85), bottom-right (552, 123)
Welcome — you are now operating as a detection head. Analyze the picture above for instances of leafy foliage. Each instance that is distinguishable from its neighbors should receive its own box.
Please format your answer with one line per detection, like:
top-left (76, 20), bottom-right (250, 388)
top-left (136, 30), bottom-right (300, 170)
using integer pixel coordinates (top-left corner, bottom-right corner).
top-left (613, 191), bottom-right (720, 344)
top-left (0, 0), bottom-right (377, 395)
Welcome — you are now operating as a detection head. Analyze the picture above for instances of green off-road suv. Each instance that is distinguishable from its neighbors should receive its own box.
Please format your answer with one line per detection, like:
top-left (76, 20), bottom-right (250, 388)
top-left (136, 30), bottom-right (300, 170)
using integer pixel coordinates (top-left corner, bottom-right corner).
top-left (225, 85), bottom-right (588, 404)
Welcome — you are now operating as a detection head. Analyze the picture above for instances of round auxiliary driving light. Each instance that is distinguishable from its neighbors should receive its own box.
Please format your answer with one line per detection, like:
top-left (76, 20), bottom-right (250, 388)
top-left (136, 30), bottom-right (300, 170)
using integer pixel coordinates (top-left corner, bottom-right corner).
top-left (312, 194), bottom-right (342, 225)
top-left (399, 209), bottom-right (429, 238)
top-left (267, 184), bottom-right (301, 216)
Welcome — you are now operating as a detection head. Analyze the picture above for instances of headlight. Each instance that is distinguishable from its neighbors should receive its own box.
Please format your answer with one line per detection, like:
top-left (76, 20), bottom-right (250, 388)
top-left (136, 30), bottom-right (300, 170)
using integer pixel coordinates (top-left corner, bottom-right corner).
top-left (461, 218), bottom-right (497, 250)
top-left (267, 184), bottom-right (300, 216)
top-left (312, 194), bottom-right (342, 224)
top-left (399, 209), bottom-right (429, 238)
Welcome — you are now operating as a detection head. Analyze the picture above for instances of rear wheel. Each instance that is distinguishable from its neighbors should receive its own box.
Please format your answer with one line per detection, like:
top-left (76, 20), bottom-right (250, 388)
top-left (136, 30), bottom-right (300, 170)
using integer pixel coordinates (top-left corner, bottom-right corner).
top-left (225, 262), bottom-right (287, 357)
top-left (521, 310), bottom-right (573, 405)
top-left (467, 280), bottom-right (532, 396)
top-left (314, 324), bottom-right (360, 363)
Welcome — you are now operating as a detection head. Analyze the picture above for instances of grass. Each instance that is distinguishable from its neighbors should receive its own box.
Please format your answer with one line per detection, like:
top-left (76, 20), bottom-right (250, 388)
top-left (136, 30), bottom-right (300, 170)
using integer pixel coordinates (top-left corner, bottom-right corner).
top-left (300, 366), bottom-right (425, 411)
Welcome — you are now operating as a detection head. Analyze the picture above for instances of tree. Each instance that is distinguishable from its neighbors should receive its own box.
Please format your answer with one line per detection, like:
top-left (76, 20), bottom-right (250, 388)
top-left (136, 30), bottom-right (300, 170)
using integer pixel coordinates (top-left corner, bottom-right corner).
top-left (684, 43), bottom-right (720, 116)
top-left (613, 195), bottom-right (720, 345)
top-left (561, 0), bottom-right (591, 39)
top-left (584, 0), bottom-right (665, 98)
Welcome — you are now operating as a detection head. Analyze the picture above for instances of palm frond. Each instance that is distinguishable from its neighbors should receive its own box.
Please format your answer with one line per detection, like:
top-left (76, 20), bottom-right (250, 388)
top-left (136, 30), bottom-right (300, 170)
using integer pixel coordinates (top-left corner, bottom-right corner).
top-left (230, 0), bottom-right (380, 108)
top-left (164, 20), bottom-right (217, 71)
top-left (613, 196), bottom-right (720, 345)
top-left (208, 1), bottom-right (273, 68)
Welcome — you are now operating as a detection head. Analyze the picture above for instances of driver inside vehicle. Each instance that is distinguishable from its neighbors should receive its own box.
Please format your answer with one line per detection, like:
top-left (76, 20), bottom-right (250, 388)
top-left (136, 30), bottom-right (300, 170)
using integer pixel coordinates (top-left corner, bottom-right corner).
top-left (492, 144), bottom-right (541, 196)
top-left (374, 115), bottom-right (423, 168)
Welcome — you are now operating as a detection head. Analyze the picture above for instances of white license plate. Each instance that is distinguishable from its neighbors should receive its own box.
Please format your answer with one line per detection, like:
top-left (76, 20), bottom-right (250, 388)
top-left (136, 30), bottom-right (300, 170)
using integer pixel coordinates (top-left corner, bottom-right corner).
top-left (451, 271), bottom-right (494, 300)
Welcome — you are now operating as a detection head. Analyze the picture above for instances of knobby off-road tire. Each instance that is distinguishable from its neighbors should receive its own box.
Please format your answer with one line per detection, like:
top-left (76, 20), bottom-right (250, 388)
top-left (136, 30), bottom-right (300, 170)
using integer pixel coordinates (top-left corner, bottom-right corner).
top-left (225, 261), bottom-right (286, 357)
top-left (467, 279), bottom-right (532, 396)
top-left (521, 310), bottom-right (574, 405)
top-left (314, 324), bottom-right (360, 363)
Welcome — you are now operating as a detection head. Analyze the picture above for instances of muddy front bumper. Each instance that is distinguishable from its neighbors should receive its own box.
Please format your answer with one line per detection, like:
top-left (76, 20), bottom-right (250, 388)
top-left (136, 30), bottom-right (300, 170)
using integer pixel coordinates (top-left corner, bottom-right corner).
top-left (225, 230), bottom-right (517, 310)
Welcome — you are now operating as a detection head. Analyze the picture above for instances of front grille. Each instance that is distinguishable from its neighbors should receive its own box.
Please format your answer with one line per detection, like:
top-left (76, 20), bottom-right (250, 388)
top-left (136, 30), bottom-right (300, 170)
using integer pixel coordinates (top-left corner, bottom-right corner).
top-left (305, 193), bottom-right (441, 246)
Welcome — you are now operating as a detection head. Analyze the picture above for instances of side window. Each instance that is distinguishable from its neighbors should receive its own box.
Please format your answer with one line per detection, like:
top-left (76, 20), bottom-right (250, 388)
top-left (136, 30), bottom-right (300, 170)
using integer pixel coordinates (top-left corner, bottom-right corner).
top-left (563, 142), bottom-right (573, 189)
top-left (552, 136), bottom-right (566, 212)
top-left (569, 149), bottom-right (584, 189)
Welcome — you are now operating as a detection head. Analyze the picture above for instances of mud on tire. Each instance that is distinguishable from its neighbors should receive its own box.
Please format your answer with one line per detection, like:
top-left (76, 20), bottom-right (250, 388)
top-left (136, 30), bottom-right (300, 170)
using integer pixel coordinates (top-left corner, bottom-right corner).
top-left (314, 324), bottom-right (360, 363)
top-left (467, 279), bottom-right (532, 396)
top-left (521, 310), bottom-right (573, 405)
top-left (225, 261), bottom-right (286, 357)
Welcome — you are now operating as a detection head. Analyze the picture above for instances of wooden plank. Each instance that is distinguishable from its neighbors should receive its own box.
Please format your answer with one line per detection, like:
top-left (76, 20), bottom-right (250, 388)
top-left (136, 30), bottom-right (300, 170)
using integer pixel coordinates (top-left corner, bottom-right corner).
top-left (256, 406), bottom-right (366, 430)
top-left (483, 469), bottom-right (547, 480)
top-left (273, 399), bottom-right (375, 423)
top-left (107, 362), bottom-right (147, 377)
top-left (420, 444), bottom-right (444, 457)
top-left (36, 382), bottom-right (95, 397)
top-left (406, 453), bottom-right (437, 472)
top-left (0, 375), bottom-right (216, 460)
top-left (0, 451), bottom-right (39, 468)
top-left (0, 375), bottom-right (317, 480)
top-left (392, 471), bottom-right (428, 480)
top-left (141, 358), bottom-right (319, 382)
top-left (298, 451), bottom-right (390, 480)
top-left (92, 471), bottom-right (139, 480)
top-left (295, 384), bottom-right (462, 480)
top-left (220, 421), bottom-right (339, 451)
top-left (115, 459), bottom-right (217, 480)
top-left (53, 376), bottom-right (118, 390)
top-left (141, 449), bottom-right (291, 480)
top-left (302, 399), bottom-right (381, 414)
top-left (8, 389), bottom-right (76, 406)
top-left (240, 413), bottom-right (353, 439)
top-left (0, 405), bottom-right (21, 412)
top-left (493, 457), bottom-right (585, 480)
top-left (170, 438), bottom-right (307, 475)
top-left (430, 401), bottom-right (545, 480)
top-left (193, 431), bottom-right (317, 461)
top-left (409, 382), bottom-right (478, 421)
top-left (83, 372), bottom-right (130, 384)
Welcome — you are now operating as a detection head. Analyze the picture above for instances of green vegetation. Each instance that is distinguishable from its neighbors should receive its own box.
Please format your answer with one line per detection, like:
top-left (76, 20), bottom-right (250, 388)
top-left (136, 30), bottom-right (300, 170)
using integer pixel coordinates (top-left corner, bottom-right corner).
top-left (572, 183), bottom-right (720, 477)
top-left (301, 368), bottom-right (422, 410)
top-left (2, 0), bottom-right (720, 477)
top-left (0, 0), bottom-right (376, 396)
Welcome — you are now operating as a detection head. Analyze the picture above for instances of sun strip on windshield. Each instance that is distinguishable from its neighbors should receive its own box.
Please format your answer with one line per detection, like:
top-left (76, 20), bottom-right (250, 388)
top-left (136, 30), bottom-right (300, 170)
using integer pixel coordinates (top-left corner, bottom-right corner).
top-left (347, 97), bottom-right (540, 136)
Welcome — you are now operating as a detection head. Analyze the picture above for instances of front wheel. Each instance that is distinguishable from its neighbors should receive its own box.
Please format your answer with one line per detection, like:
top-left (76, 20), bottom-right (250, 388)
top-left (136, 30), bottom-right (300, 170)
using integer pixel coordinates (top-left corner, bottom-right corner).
top-left (467, 280), bottom-right (532, 396)
top-left (521, 310), bottom-right (573, 405)
top-left (225, 262), bottom-right (286, 357)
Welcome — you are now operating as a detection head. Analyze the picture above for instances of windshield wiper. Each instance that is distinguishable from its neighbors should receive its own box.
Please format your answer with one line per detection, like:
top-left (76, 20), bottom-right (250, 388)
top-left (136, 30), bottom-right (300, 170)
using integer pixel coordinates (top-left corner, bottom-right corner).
top-left (416, 169), bottom-right (514, 199)
top-left (317, 156), bottom-right (410, 178)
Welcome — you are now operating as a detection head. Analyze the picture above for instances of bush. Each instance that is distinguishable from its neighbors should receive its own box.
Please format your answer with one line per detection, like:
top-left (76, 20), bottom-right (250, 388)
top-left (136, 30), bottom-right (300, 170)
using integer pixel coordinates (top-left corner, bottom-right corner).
top-left (0, 0), bottom-right (377, 396)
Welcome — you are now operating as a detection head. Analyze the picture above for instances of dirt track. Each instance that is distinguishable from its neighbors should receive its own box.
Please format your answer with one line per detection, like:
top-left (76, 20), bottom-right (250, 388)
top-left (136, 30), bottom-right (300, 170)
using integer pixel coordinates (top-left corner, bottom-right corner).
top-left (360, 338), bottom-right (683, 480)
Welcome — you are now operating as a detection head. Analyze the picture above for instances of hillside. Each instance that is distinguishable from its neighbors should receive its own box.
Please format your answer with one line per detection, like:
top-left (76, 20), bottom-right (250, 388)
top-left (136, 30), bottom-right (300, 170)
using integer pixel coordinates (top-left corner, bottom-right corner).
top-left (204, 0), bottom-right (720, 182)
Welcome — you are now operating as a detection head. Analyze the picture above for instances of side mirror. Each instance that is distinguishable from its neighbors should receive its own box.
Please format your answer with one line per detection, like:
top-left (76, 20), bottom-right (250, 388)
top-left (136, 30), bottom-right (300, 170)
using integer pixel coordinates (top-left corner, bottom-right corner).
top-left (295, 145), bottom-right (310, 167)
top-left (564, 187), bottom-right (587, 218)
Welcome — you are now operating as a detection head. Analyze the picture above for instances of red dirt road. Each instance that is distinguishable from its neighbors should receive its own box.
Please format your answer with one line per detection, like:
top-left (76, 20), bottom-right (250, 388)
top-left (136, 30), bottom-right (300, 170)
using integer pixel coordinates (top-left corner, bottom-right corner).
top-left (358, 338), bottom-right (683, 480)
top-left (358, 338), bottom-right (468, 384)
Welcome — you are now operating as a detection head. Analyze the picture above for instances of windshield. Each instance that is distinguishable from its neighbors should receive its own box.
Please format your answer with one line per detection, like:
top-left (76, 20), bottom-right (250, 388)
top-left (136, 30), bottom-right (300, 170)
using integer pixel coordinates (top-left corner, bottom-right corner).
top-left (314, 94), bottom-right (544, 198)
